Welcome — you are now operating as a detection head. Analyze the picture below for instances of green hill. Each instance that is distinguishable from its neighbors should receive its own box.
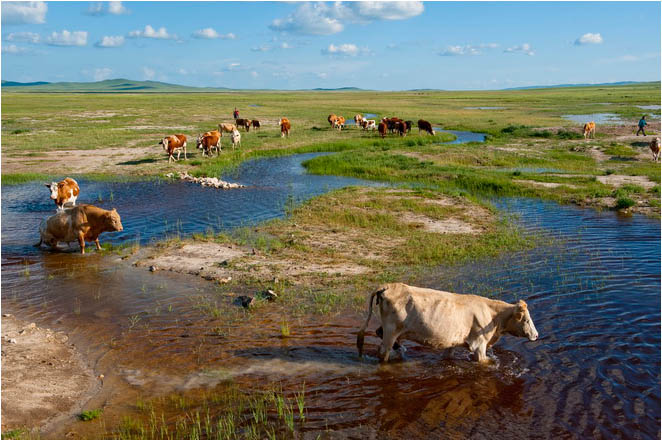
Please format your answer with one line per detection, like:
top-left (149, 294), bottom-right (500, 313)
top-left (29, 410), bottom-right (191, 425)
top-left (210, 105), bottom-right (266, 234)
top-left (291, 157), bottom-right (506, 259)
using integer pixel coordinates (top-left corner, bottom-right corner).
top-left (1, 78), bottom-right (229, 93)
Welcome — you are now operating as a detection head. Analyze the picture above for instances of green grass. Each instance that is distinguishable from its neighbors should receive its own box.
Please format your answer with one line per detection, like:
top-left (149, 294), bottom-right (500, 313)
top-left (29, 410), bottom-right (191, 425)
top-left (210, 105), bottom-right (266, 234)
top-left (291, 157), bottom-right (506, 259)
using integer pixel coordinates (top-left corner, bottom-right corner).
top-left (79, 409), bottom-right (103, 421)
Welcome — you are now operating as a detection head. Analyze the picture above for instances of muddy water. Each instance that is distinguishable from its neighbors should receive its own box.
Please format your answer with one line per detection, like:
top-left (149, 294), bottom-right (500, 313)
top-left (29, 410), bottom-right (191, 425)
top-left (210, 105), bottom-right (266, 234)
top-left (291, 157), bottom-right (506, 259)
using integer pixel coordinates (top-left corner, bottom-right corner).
top-left (2, 152), bottom-right (660, 438)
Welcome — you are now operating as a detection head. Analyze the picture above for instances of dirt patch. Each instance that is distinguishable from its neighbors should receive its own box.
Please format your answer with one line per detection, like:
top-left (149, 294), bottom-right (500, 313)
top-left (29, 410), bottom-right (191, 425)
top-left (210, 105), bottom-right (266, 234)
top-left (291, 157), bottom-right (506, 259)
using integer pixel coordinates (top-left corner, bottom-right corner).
top-left (1, 315), bottom-right (99, 434)
top-left (596, 175), bottom-right (657, 189)
top-left (513, 179), bottom-right (578, 189)
top-left (399, 212), bottom-right (484, 234)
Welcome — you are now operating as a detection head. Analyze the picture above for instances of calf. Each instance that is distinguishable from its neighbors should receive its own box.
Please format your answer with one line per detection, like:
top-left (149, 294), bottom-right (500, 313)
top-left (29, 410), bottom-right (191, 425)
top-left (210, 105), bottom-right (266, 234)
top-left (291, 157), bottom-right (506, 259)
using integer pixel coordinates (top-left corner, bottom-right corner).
top-left (196, 131), bottom-right (221, 157)
top-left (45, 177), bottom-right (80, 211)
top-left (378, 122), bottom-right (387, 138)
top-left (36, 204), bottom-right (123, 254)
top-left (236, 118), bottom-right (251, 131)
top-left (159, 134), bottom-right (187, 163)
top-left (230, 129), bottom-right (241, 149)
top-left (251, 119), bottom-right (261, 131)
top-left (357, 283), bottom-right (539, 363)
top-left (279, 117), bottom-right (291, 137)
top-left (650, 137), bottom-right (661, 162)
top-left (583, 121), bottom-right (596, 140)
top-left (417, 119), bottom-right (435, 136)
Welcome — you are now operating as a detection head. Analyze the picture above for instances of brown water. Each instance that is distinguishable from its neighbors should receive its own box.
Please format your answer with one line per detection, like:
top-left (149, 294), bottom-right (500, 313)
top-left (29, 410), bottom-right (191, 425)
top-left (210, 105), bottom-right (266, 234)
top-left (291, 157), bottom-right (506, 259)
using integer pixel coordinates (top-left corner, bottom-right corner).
top-left (1, 155), bottom-right (660, 439)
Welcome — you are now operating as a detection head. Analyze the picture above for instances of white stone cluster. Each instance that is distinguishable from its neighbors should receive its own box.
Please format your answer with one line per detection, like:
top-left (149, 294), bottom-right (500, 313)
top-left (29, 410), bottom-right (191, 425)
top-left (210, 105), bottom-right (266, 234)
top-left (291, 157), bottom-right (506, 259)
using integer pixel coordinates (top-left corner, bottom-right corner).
top-left (166, 172), bottom-right (245, 189)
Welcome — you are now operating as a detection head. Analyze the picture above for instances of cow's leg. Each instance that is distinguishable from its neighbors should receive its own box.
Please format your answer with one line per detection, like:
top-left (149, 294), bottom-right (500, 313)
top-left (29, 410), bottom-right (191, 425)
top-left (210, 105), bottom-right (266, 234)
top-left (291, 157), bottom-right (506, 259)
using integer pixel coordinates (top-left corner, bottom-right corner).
top-left (472, 340), bottom-right (490, 364)
top-left (95, 238), bottom-right (102, 251)
top-left (77, 231), bottom-right (86, 254)
top-left (183, 143), bottom-right (187, 160)
top-left (176, 149), bottom-right (181, 161)
top-left (377, 324), bottom-right (399, 363)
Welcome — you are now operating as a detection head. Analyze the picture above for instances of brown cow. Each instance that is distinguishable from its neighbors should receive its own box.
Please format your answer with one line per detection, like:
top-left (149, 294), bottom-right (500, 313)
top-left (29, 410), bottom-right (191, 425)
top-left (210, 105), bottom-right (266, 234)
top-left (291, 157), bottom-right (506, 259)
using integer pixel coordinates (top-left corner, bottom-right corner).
top-left (159, 134), bottom-right (187, 163)
top-left (196, 131), bottom-right (221, 157)
top-left (36, 204), bottom-right (123, 254)
top-left (378, 122), bottom-right (387, 138)
top-left (328, 114), bottom-right (338, 127)
top-left (404, 120), bottom-right (413, 134)
top-left (251, 119), bottom-right (261, 130)
top-left (395, 120), bottom-right (407, 136)
top-left (583, 121), bottom-right (596, 140)
top-left (45, 177), bottom-right (80, 211)
top-left (218, 123), bottom-right (238, 134)
top-left (357, 283), bottom-right (539, 363)
top-left (279, 117), bottom-right (291, 137)
top-left (334, 116), bottom-right (346, 131)
top-left (354, 114), bottom-right (364, 126)
top-left (650, 137), bottom-right (661, 162)
top-left (417, 119), bottom-right (435, 136)
top-left (236, 118), bottom-right (251, 131)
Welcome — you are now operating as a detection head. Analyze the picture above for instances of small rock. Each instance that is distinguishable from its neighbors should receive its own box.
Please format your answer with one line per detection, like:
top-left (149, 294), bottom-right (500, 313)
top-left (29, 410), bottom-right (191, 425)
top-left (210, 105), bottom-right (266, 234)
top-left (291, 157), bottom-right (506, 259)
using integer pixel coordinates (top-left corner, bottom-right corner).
top-left (273, 277), bottom-right (279, 284)
top-left (28, 322), bottom-right (36, 329)
top-left (218, 260), bottom-right (229, 266)
top-left (218, 277), bottom-right (232, 284)
top-left (149, 265), bottom-right (157, 272)
top-left (3, 313), bottom-right (12, 318)
top-left (9, 338), bottom-right (17, 344)
top-left (235, 295), bottom-right (254, 308)
top-left (18, 330), bottom-right (26, 335)
top-left (202, 274), bottom-right (215, 281)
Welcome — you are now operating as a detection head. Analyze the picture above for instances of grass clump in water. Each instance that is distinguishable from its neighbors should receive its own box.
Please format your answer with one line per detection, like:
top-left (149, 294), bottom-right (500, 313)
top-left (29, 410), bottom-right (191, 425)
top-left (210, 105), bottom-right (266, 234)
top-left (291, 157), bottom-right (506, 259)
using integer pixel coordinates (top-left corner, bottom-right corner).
top-left (79, 409), bottom-right (103, 421)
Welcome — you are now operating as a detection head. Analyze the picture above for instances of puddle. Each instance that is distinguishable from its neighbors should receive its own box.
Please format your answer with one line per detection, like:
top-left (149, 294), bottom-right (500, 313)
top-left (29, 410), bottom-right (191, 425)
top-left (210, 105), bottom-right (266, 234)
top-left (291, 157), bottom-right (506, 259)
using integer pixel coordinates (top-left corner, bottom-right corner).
top-left (561, 113), bottom-right (626, 125)
top-left (637, 105), bottom-right (661, 110)
top-left (432, 127), bottom-right (487, 144)
top-left (496, 167), bottom-right (564, 174)
top-left (248, 104), bottom-right (262, 107)
top-left (464, 106), bottom-right (505, 110)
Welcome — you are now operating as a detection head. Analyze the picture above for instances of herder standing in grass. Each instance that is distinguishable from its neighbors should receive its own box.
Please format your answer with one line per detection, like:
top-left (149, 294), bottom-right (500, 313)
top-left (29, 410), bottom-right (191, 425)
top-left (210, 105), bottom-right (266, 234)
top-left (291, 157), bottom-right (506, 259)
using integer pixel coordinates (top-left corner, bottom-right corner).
top-left (637, 115), bottom-right (648, 136)
top-left (233, 107), bottom-right (239, 119)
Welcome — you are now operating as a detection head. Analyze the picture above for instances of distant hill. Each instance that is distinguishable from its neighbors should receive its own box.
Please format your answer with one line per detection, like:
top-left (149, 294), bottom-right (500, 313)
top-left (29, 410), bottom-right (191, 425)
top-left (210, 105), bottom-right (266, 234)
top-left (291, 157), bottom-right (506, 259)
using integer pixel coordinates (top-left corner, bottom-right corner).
top-left (502, 81), bottom-right (649, 90)
top-left (1, 78), bottom-right (229, 93)
top-left (311, 87), bottom-right (363, 91)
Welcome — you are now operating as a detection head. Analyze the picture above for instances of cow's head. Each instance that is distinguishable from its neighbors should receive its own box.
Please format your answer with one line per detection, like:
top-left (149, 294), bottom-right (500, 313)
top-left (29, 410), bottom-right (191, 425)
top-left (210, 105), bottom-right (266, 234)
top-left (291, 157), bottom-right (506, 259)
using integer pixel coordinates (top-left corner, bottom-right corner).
top-left (161, 137), bottom-right (169, 152)
top-left (45, 182), bottom-right (58, 200)
top-left (196, 134), bottom-right (204, 149)
top-left (105, 208), bottom-right (123, 232)
top-left (507, 300), bottom-right (538, 341)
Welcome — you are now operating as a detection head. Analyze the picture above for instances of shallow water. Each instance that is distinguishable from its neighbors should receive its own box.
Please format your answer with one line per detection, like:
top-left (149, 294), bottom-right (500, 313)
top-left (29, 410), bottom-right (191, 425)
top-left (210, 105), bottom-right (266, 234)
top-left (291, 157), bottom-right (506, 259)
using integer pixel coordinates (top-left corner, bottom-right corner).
top-left (433, 127), bottom-right (487, 144)
top-left (562, 113), bottom-right (626, 125)
top-left (2, 148), bottom-right (659, 438)
top-left (464, 106), bottom-right (505, 110)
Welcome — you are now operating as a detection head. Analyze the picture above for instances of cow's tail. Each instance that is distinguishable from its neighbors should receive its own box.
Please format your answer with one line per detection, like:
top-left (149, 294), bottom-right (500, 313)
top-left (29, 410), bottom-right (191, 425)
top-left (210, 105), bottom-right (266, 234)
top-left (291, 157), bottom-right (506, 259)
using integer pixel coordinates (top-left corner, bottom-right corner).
top-left (357, 287), bottom-right (386, 358)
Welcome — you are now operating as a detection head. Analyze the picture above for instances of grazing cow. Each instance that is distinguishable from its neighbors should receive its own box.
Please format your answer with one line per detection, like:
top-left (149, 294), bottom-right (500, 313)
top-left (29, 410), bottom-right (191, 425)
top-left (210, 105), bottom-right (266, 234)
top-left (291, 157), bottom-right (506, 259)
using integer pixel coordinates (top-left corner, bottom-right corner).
top-left (279, 117), bottom-right (291, 137)
top-left (251, 120), bottom-right (261, 131)
top-left (334, 116), bottom-right (346, 131)
top-left (378, 122), bottom-right (387, 138)
top-left (383, 117), bottom-right (403, 134)
top-left (650, 137), bottom-right (661, 162)
top-left (362, 120), bottom-right (376, 131)
top-left (404, 120), bottom-right (413, 134)
top-left (395, 120), bottom-right (407, 136)
top-left (159, 134), bottom-right (187, 163)
top-left (354, 114), bottom-right (364, 126)
top-left (356, 283), bottom-right (539, 363)
top-left (35, 204), bottom-right (123, 254)
top-left (417, 119), bottom-right (435, 136)
top-left (583, 121), bottom-right (596, 140)
top-left (236, 118), bottom-right (251, 131)
top-left (328, 114), bottom-right (338, 127)
top-left (45, 178), bottom-right (80, 212)
top-left (218, 123), bottom-right (238, 134)
top-left (230, 129), bottom-right (241, 149)
top-left (196, 131), bottom-right (221, 157)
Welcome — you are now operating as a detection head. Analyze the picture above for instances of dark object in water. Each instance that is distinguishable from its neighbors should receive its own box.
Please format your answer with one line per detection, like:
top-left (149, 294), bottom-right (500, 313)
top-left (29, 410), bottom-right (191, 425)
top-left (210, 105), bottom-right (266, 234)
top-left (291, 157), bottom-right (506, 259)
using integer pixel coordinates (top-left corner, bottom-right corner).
top-left (235, 295), bottom-right (254, 308)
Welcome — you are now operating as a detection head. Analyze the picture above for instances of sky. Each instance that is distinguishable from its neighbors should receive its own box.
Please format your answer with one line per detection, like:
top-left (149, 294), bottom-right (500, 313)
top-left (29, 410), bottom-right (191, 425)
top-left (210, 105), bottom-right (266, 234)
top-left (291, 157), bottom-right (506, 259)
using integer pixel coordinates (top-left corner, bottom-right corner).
top-left (1, 1), bottom-right (660, 90)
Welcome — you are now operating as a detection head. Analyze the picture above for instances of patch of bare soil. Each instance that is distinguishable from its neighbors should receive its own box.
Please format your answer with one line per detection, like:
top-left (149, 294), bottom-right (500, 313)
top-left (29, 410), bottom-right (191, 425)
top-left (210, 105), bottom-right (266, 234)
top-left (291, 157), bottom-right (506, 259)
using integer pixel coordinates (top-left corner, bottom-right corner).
top-left (399, 212), bottom-right (485, 234)
top-left (513, 179), bottom-right (578, 189)
top-left (596, 175), bottom-right (657, 189)
top-left (1, 315), bottom-right (99, 434)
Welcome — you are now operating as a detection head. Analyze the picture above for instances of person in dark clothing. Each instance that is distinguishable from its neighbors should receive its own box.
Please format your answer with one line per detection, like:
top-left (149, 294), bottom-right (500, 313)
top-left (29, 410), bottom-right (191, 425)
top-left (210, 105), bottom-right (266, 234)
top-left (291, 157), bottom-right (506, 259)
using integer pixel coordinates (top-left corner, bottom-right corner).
top-left (637, 115), bottom-right (647, 136)
top-left (233, 107), bottom-right (239, 119)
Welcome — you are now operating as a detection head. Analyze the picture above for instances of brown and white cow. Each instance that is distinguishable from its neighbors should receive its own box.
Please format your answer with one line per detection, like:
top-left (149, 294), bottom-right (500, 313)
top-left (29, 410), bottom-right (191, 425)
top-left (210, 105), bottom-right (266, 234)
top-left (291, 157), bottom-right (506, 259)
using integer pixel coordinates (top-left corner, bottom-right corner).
top-left (356, 283), bottom-right (539, 363)
top-left (279, 117), bottom-right (291, 137)
top-left (251, 119), bottom-right (261, 131)
top-left (378, 122), bottom-right (387, 138)
top-left (36, 204), bottom-right (123, 254)
top-left (230, 129), bottom-right (241, 149)
top-left (328, 114), bottom-right (338, 127)
top-left (417, 119), bottom-right (435, 136)
top-left (650, 137), bottom-right (661, 162)
top-left (218, 123), bottom-right (238, 134)
top-left (354, 114), bottom-right (364, 126)
top-left (362, 120), bottom-right (376, 131)
top-left (159, 134), bottom-right (187, 163)
top-left (236, 118), bottom-right (251, 131)
top-left (45, 177), bottom-right (80, 211)
top-left (334, 116), bottom-right (346, 131)
top-left (196, 130), bottom-right (221, 157)
top-left (583, 121), bottom-right (596, 140)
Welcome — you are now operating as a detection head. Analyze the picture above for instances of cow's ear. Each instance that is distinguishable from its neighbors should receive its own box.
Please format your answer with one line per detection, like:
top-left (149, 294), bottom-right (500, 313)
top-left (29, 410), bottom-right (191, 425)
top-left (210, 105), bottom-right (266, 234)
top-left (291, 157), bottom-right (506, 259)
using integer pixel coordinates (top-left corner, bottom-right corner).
top-left (517, 300), bottom-right (528, 311)
top-left (45, 183), bottom-right (52, 188)
top-left (514, 311), bottom-right (524, 321)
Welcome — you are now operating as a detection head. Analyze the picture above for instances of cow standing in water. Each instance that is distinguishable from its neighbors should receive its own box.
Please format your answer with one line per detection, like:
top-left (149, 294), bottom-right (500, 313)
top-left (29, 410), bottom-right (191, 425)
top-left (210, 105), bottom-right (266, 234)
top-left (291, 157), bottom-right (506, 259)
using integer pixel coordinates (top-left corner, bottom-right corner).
top-left (357, 283), bottom-right (539, 363)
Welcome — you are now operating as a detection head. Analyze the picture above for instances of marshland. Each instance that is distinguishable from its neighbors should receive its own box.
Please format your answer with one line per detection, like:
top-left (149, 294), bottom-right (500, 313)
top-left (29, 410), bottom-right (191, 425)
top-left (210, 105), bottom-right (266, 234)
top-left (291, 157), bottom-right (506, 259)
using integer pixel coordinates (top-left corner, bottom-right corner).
top-left (2, 83), bottom-right (660, 439)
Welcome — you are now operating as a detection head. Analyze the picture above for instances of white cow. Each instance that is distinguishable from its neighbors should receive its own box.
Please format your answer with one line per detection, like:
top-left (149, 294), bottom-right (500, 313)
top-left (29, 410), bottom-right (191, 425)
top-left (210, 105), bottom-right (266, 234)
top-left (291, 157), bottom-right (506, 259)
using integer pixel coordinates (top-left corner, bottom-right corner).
top-left (230, 129), bottom-right (241, 150)
top-left (357, 283), bottom-right (539, 363)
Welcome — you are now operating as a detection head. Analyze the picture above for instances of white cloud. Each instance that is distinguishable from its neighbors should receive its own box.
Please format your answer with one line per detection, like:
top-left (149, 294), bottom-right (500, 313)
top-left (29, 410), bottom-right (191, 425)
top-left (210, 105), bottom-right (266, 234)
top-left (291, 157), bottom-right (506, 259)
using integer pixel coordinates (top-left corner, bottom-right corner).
top-left (280, 42), bottom-right (293, 49)
top-left (86, 1), bottom-right (128, 16)
top-left (317, 72), bottom-right (328, 79)
top-left (322, 43), bottom-right (370, 57)
top-left (95, 35), bottom-right (125, 48)
top-left (93, 67), bottom-right (113, 81)
top-left (46, 30), bottom-right (87, 47)
top-left (142, 67), bottom-right (155, 80)
top-left (108, 1), bottom-right (128, 15)
top-left (575, 33), bottom-right (603, 45)
top-left (192, 28), bottom-right (236, 40)
top-left (2, 1), bottom-right (47, 25)
top-left (128, 25), bottom-right (174, 39)
top-left (5, 32), bottom-right (40, 43)
top-left (2, 44), bottom-right (28, 54)
top-left (251, 45), bottom-right (271, 52)
top-left (86, 3), bottom-right (104, 15)
top-left (440, 43), bottom-right (498, 56)
top-left (504, 43), bottom-right (535, 56)
top-left (269, 1), bottom-right (424, 35)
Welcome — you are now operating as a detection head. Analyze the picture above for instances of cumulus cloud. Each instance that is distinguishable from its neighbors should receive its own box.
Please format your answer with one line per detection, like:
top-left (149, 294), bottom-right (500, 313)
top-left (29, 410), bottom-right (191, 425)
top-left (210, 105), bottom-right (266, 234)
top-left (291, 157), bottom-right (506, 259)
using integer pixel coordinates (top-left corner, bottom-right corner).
top-left (128, 25), bottom-right (174, 39)
top-left (504, 43), bottom-right (535, 56)
top-left (108, 1), bottom-right (128, 15)
top-left (4, 32), bottom-right (40, 43)
top-left (575, 33), bottom-right (603, 45)
top-left (321, 43), bottom-right (370, 57)
top-left (270, 1), bottom-right (424, 35)
top-left (2, 44), bottom-right (28, 54)
top-left (2, 1), bottom-right (47, 25)
top-left (93, 67), bottom-right (113, 81)
top-left (46, 30), bottom-right (87, 47)
top-left (192, 28), bottom-right (236, 39)
top-left (86, 1), bottom-right (128, 16)
top-left (439, 43), bottom-right (498, 56)
top-left (95, 35), bottom-right (125, 48)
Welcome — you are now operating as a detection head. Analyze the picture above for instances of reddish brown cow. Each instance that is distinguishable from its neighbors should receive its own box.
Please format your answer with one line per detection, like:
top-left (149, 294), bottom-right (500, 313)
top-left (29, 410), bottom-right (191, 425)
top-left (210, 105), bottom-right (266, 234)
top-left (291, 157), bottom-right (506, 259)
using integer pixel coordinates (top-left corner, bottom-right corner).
top-left (236, 118), bottom-right (251, 131)
top-left (36, 204), bottom-right (123, 254)
top-left (196, 131), bottom-right (221, 157)
top-left (417, 119), bottom-right (435, 136)
top-left (279, 118), bottom-right (291, 137)
top-left (378, 122), bottom-right (387, 138)
top-left (159, 134), bottom-right (187, 163)
top-left (45, 177), bottom-right (80, 211)
top-left (251, 120), bottom-right (261, 130)
top-left (395, 120), bottom-right (407, 136)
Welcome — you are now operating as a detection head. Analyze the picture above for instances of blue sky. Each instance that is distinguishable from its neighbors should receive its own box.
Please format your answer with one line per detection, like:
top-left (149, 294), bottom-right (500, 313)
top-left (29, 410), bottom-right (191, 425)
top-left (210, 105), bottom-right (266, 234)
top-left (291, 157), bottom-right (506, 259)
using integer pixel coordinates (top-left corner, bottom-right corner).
top-left (2, 1), bottom-right (660, 90)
